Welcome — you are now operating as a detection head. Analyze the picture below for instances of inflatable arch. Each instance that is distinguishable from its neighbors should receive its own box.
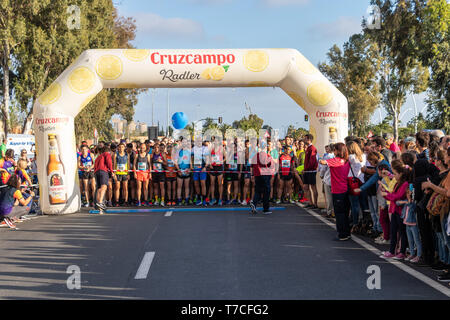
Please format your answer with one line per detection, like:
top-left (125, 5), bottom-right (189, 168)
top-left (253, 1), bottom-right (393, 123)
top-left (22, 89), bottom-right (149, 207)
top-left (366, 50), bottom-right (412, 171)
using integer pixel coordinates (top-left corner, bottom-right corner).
top-left (33, 49), bottom-right (348, 214)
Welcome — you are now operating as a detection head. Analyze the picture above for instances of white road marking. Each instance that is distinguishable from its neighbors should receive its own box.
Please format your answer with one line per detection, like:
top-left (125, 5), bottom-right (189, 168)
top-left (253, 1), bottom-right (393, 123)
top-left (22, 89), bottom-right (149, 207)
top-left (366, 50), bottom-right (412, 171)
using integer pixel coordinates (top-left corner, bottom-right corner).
top-left (164, 211), bottom-right (173, 217)
top-left (134, 252), bottom-right (155, 280)
top-left (283, 244), bottom-right (314, 248)
top-left (295, 203), bottom-right (450, 298)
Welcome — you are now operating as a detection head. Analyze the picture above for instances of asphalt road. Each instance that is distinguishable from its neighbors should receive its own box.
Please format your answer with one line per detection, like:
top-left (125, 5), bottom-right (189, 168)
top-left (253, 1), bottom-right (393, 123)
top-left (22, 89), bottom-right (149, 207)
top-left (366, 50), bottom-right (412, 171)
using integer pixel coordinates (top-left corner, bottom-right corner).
top-left (0, 204), bottom-right (449, 300)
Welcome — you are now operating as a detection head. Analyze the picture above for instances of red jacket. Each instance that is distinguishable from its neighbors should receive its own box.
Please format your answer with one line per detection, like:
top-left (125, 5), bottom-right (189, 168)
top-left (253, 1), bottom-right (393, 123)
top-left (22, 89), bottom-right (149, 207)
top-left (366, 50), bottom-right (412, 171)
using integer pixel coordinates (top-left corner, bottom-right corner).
top-left (94, 152), bottom-right (113, 173)
top-left (304, 144), bottom-right (318, 171)
top-left (251, 151), bottom-right (274, 176)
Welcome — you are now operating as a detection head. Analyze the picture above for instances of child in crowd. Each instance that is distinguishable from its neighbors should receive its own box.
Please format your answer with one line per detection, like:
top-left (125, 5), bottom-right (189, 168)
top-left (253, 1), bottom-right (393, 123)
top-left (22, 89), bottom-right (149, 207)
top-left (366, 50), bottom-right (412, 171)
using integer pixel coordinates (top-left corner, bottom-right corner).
top-left (380, 160), bottom-right (412, 259)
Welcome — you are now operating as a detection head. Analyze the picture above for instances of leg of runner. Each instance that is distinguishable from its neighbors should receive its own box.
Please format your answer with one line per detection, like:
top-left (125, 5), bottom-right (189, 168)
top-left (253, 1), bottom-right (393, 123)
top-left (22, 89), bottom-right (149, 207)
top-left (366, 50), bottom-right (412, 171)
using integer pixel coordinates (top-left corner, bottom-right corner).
top-left (209, 174), bottom-right (216, 205)
top-left (136, 180), bottom-right (142, 206)
top-left (114, 179), bottom-right (121, 205)
top-left (217, 174), bottom-right (224, 206)
top-left (176, 177), bottom-right (183, 205)
top-left (90, 177), bottom-right (96, 207)
top-left (82, 178), bottom-right (89, 206)
top-left (159, 181), bottom-right (165, 206)
top-left (142, 178), bottom-right (149, 205)
top-left (184, 177), bottom-right (190, 204)
top-left (242, 178), bottom-right (250, 205)
top-left (232, 179), bottom-right (239, 203)
top-left (122, 179), bottom-right (128, 204)
top-left (277, 179), bottom-right (284, 204)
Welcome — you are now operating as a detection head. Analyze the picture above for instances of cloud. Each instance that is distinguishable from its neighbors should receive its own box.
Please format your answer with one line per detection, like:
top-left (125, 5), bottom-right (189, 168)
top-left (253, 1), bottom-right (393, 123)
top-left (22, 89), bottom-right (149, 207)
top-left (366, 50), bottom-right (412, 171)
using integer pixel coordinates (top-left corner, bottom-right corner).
top-left (134, 13), bottom-right (205, 40)
top-left (261, 0), bottom-right (310, 6)
top-left (308, 16), bottom-right (362, 40)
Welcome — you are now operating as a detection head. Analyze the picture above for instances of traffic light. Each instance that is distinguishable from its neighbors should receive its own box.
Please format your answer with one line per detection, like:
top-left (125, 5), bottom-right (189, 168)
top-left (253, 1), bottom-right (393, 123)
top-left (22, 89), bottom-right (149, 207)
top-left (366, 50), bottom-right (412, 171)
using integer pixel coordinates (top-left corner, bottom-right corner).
top-left (304, 115), bottom-right (309, 122)
top-left (218, 116), bottom-right (222, 124)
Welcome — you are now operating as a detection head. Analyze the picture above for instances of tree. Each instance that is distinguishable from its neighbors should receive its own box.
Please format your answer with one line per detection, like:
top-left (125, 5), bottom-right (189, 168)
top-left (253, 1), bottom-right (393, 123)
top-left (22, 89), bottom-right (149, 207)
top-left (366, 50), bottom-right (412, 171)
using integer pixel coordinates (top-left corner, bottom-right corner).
top-left (416, 0), bottom-right (449, 132)
top-left (319, 34), bottom-right (380, 137)
top-left (0, 0), bottom-right (27, 137)
top-left (232, 113), bottom-right (264, 132)
top-left (364, 0), bottom-right (429, 141)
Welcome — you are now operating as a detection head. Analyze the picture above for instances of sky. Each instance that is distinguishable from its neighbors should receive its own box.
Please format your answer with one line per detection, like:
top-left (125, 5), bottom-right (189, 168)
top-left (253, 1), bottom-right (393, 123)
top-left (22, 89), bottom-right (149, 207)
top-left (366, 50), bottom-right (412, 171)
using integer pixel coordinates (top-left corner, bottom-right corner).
top-left (114, 0), bottom-right (427, 135)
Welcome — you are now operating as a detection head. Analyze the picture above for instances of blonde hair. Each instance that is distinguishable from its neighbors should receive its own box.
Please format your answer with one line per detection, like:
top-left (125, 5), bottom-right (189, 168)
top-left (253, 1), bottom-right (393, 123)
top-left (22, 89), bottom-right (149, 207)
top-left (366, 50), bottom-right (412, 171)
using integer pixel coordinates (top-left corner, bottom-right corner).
top-left (17, 158), bottom-right (28, 169)
top-left (347, 141), bottom-right (363, 162)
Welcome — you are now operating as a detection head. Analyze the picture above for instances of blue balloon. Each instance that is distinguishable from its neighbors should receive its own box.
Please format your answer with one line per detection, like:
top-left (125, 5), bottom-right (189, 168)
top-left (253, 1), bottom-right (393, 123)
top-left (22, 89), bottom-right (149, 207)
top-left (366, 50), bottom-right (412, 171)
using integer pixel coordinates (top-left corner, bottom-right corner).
top-left (171, 112), bottom-right (189, 129)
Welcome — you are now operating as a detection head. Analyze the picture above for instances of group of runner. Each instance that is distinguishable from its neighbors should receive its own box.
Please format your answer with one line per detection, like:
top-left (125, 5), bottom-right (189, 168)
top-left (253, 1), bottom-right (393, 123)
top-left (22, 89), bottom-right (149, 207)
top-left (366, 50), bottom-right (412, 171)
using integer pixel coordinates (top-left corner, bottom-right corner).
top-left (77, 135), bottom-right (312, 210)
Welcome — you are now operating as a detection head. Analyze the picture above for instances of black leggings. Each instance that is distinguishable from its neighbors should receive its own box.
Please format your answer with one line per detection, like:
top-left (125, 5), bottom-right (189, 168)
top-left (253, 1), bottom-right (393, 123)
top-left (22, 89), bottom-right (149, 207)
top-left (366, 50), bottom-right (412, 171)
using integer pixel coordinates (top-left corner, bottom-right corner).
top-left (389, 213), bottom-right (407, 255)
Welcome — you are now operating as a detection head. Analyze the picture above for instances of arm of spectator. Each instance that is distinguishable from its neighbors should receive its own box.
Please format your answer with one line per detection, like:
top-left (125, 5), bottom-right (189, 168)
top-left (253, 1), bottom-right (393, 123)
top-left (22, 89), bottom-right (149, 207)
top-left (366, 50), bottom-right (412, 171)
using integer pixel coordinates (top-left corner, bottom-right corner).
top-left (384, 182), bottom-right (408, 202)
top-left (422, 178), bottom-right (450, 198)
top-left (360, 168), bottom-right (379, 192)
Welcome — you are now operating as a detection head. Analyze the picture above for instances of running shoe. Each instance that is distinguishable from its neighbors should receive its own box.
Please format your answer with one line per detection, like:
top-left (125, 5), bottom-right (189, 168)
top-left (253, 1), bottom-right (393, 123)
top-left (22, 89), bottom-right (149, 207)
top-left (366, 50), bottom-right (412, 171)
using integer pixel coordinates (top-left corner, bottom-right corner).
top-left (231, 199), bottom-right (239, 205)
top-left (263, 210), bottom-right (272, 215)
top-left (83, 202), bottom-right (89, 208)
top-left (218, 199), bottom-right (223, 206)
top-left (209, 198), bottom-right (217, 206)
top-left (195, 199), bottom-right (202, 206)
top-left (114, 203), bottom-right (119, 207)
top-left (437, 272), bottom-right (450, 282)
top-left (137, 201), bottom-right (142, 207)
top-left (107, 201), bottom-right (113, 207)
top-left (380, 251), bottom-right (395, 259)
top-left (203, 199), bottom-right (208, 206)
top-left (409, 256), bottom-right (420, 263)
top-left (289, 199), bottom-right (296, 204)
top-left (241, 200), bottom-right (247, 206)
top-left (249, 201), bottom-right (257, 214)
top-left (160, 201), bottom-right (165, 207)
top-left (393, 253), bottom-right (406, 260)
top-left (225, 199), bottom-right (231, 205)
top-left (4, 218), bottom-right (17, 229)
top-left (275, 199), bottom-right (281, 204)
top-left (405, 255), bottom-right (415, 262)
top-left (0, 220), bottom-right (8, 228)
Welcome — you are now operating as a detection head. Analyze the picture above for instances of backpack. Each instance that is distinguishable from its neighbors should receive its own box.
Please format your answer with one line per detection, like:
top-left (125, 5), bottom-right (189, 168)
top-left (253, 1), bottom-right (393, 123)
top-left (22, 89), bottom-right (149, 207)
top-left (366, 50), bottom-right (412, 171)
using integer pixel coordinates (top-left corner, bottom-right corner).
top-left (426, 182), bottom-right (450, 218)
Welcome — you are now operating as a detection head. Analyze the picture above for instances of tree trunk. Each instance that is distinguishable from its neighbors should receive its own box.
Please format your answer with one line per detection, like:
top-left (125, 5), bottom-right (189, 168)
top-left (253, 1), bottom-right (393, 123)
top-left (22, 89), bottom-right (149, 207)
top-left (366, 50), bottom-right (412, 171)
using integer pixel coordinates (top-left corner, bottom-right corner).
top-left (1, 40), bottom-right (10, 138)
top-left (22, 110), bottom-right (33, 134)
top-left (393, 111), bottom-right (399, 143)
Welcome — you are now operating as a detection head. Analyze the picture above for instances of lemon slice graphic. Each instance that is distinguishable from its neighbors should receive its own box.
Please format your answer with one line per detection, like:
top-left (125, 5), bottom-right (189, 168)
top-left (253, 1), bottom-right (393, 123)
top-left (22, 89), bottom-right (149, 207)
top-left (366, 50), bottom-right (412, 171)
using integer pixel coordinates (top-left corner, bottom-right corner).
top-left (201, 68), bottom-right (211, 80)
top-left (210, 65), bottom-right (225, 81)
top-left (39, 83), bottom-right (62, 106)
top-left (123, 49), bottom-right (150, 62)
top-left (243, 50), bottom-right (269, 72)
top-left (96, 55), bottom-right (123, 80)
top-left (307, 81), bottom-right (333, 106)
top-left (68, 67), bottom-right (96, 94)
top-left (286, 91), bottom-right (306, 109)
top-left (296, 53), bottom-right (318, 74)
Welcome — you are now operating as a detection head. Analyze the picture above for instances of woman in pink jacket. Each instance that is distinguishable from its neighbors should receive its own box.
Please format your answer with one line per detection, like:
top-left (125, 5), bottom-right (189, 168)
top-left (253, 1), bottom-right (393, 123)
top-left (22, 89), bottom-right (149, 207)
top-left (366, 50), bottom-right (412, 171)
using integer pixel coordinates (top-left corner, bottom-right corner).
top-left (380, 160), bottom-right (413, 259)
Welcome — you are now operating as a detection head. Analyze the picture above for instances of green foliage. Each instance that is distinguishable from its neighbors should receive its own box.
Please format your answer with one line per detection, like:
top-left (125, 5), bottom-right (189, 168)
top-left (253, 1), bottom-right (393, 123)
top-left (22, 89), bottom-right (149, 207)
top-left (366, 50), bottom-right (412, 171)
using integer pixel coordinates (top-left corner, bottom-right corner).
top-left (318, 34), bottom-right (380, 137)
top-left (364, 0), bottom-right (430, 141)
top-left (286, 125), bottom-right (309, 140)
top-left (232, 113), bottom-right (264, 132)
top-left (2, 0), bottom-right (141, 141)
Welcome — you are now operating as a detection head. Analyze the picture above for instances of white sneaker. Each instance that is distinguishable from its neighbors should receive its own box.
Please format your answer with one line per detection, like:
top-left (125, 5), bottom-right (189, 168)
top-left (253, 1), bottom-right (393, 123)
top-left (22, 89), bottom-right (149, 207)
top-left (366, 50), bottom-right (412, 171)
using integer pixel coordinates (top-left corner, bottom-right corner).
top-left (241, 200), bottom-right (247, 206)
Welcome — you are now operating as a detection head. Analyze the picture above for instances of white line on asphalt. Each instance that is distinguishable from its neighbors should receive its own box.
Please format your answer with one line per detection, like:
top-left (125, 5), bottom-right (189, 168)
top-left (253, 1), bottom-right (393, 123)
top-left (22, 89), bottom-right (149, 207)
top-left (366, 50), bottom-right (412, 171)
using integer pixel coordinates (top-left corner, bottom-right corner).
top-left (134, 252), bottom-right (155, 280)
top-left (283, 244), bottom-right (314, 248)
top-left (164, 211), bottom-right (173, 217)
top-left (295, 203), bottom-right (450, 298)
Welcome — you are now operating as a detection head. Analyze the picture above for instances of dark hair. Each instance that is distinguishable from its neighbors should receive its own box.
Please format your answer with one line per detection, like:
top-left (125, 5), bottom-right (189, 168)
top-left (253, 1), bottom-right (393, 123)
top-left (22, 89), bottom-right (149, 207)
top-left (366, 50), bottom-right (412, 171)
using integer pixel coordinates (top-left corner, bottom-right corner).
top-left (400, 152), bottom-right (415, 168)
top-left (334, 143), bottom-right (349, 161)
top-left (367, 151), bottom-right (381, 164)
top-left (7, 174), bottom-right (21, 189)
top-left (436, 149), bottom-right (448, 169)
top-left (5, 149), bottom-right (14, 159)
top-left (305, 134), bottom-right (314, 142)
top-left (429, 140), bottom-right (440, 161)
top-left (97, 145), bottom-right (105, 154)
top-left (415, 131), bottom-right (429, 148)
top-left (126, 143), bottom-right (133, 148)
top-left (373, 137), bottom-right (386, 148)
top-left (391, 159), bottom-right (413, 189)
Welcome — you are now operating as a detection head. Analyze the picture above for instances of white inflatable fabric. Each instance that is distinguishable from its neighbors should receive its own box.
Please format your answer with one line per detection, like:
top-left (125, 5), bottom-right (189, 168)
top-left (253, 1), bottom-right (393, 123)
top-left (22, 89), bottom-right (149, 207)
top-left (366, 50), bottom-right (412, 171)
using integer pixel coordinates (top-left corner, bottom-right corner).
top-left (33, 49), bottom-right (348, 214)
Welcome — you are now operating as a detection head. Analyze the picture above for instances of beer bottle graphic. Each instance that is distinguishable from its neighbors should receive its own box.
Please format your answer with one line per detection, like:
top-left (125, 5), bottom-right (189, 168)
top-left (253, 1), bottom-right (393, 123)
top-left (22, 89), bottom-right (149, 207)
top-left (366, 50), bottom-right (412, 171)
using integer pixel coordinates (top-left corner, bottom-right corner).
top-left (47, 134), bottom-right (67, 205)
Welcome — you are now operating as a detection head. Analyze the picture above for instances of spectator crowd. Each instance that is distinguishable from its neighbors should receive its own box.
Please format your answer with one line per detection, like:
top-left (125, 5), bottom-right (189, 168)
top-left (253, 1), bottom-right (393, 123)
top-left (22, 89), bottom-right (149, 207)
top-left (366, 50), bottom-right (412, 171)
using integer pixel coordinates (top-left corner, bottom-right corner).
top-left (0, 129), bottom-right (449, 285)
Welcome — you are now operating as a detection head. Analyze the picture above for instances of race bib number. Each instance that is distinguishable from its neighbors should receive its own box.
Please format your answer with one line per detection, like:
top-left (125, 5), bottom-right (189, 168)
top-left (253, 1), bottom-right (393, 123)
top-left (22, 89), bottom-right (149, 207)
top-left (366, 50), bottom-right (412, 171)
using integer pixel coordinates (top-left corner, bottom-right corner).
top-left (154, 163), bottom-right (162, 171)
top-left (230, 163), bottom-right (238, 170)
top-left (282, 159), bottom-right (290, 168)
top-left (118, 163), bottom-right (126, 171)
top-left (137, 162), bottom-right (147, 171)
